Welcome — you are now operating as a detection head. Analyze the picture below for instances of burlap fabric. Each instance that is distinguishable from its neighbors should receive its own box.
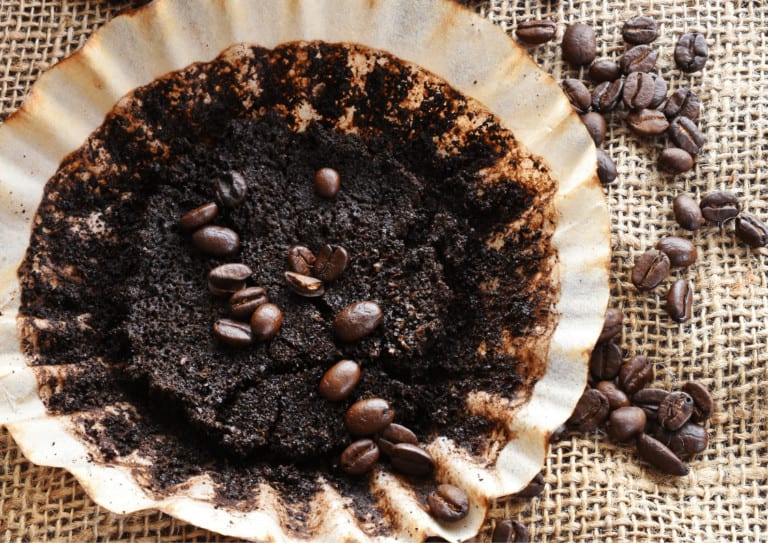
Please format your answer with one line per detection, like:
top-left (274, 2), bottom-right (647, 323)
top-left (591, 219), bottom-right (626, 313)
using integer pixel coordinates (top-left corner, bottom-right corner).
top-left (1, 0), bottom-right (766, 541)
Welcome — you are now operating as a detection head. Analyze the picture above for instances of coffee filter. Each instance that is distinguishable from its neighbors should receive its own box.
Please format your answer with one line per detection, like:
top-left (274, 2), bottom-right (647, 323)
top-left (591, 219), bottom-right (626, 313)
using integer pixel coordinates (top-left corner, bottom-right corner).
top-left (0, 0), bottom-right (610, 541)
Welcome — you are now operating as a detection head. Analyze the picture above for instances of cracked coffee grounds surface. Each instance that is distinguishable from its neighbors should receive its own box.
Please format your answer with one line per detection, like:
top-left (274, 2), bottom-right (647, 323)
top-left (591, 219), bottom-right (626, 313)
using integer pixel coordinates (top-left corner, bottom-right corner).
top-left (18, 42), bottom-right (558, 507)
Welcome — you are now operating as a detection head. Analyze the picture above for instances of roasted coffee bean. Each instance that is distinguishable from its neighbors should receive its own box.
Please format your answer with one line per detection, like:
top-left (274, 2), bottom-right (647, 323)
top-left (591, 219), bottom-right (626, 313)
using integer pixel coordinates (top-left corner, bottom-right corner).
top-left (377, 423), bottom-right (419, 457)
top-left (314, 167), bottom-right (341, 198)
top-left (627, 109), bottom-right (669, 137)
top-left (656, 422), bottom-right (708, 457)
top-left (287, 246), bottom-right (315, 275)
top-left (389, 443), bottom-right (435, 476)
top-left (562, 23), bottom-right (597, 66)
top-left (658, 391), bottom-right (695, 431)
top-left (735, 212), bottom-right (768, 248)
top-left (675, 32), bottom-right (708, 73)
top-left (229, 287), bottom-right (269, 319)
top-left (212, 318), bottom-right (253, 347)
top-left (636, 433), bottom-right (689, 475)
top-left (659, 148), bottom-right (695, 175)
top-left (313, 244), bottom-right (350, 282)
top-left (607, 406), bottom-right (647, 442)
top-left (622, 15), bottom-right (658, 44)
top-left (207, 263), bottom-right (252, 293)
top-left (215, 171), bottom-right (248, 208)
top-left (700, 191), bottom-right (740, 223)
top-left (622, 72), bottom-right (656, 110)
top-left (589, 59), bottom-right (622, 82)
top-left (669, 116), bottom-right (704, 155)
top-left (345, 398), bottom-right (394, 436)
top-left (673, 193), bottom-right (704, 230)
top-left (596, 149), bottom-right (618, 185)
top-left (284, 271), bottom-right (325, 298)
top-left (649, 74), bottom-right (668, 108)
top-left (515, 472), bottom-right (545, 498)
top-left (592, 79), bottom-right (624, 113)
top-left (596, 381), bottom-right (631, 410)
top-left (334, 301), bottom-right (383, 343)
top-left (581, 112), bottom-right (607, 146)
top-left (590, 341), bottom-right (623, 380)
top-left (620, 44), bottom-right (658, 74)
top-left (567, 388), bottom-right (610, 432)
top-left (632, 388), bottom-right (669, 420)
top-left (598, 308), bottom-right (623, 343)
top-left (631, 249), bottom-right (670, 290)
top-left (319, 359), bottom-right (361, 401)
top-left (665, 279), bottom-right (693, 323)
top-left (250, 303), bottom-right (283, 341)
top-left (516, 19), bottom-right (557, 45)
top-left (562, 79), bottom-right (592, 113)
top-left (428, 484), bottom-right (469, 522)
top-left (663, 88), bottom-right (700, 120)
top-left (340, 439), bottom-right (380, 475)
top-left (192, 225), bottom-right (240, 257)
top-left (657, 236), bottom-right (697, 267)
top-left (682, 381), bottom-right (714, 422)
top-left (492, 520), bottom-right (530, 543)
top-left (618, 355), bottom-right (653, 395)
top-left (179, 202), bottom-right (218, 231)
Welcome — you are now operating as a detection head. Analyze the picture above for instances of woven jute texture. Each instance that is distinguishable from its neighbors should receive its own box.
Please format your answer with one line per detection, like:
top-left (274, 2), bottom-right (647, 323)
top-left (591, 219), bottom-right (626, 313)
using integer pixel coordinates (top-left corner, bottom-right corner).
top-left (1, 0), bottom-right (766, 541)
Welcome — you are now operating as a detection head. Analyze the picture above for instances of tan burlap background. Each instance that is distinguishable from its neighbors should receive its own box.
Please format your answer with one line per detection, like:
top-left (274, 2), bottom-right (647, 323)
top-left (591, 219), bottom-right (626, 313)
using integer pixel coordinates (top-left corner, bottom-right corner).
top-left (1, 0), bottom-right (766, 541)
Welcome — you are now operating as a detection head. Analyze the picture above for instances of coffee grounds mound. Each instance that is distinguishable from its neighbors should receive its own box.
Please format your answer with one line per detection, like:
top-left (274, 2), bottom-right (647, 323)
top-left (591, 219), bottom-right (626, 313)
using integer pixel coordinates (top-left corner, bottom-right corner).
top-left (18, 41), bottom-right (558, 508)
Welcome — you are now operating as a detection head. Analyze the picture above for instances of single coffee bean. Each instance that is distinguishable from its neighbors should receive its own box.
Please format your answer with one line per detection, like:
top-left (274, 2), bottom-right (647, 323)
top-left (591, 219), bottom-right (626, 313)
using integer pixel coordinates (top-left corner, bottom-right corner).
top-left (700, 191), bottom-right (740, 223)
top-left (673, 193), bottom-right (704, 230)
top-left (596, 381), bottom-right (631, 410)
top-left (622, 72), bottom-right (656, 110)
top-left (607, 406), bottom-right (647, 442)
top-left (492, 520), bottom-right (530, 543)
top-left (618, 355), bottom-right (653, 395)
top-left (663, 88), bottom-right (700, 120)
top-left (669, 116), bottom-right (704, 155)
top-left (596, 149), bottom-right (618, 185)
top-left (659, 148), bottom-right (695, 175)
top-left (377, 423), bottom-right (419, 457)
top-left (675, 32), bottom-right (708, 73)
top-left (562, 23), bottom-right (597, 66)
top-left (622, 15), bottom-right (658, 44)
top-left (631, 249), bottom-right (670, 290)
top-left (179, 202), bottom-right (218, 231)
top-left (515, 472), bottom-right (545, 498)
top-left (284, 271), bottom-right (325, 298)
top-left (428, 484), bottom-right (469, 522)
top-left (649, 74), bottom-right (668, 108)
top-left (627, 109), bottom-right (669, 137)
top-left (345, 398), bottom-right (394, 436)
top-left (657, 236), bottom-right (697, 267)
top-left (334, 301), bottom-right (383, 343)
top-left (287, 245), bottom-right (315, 275)
top-left (319, 359), bottom-right (361, 401)
top-left (682, 381), bottom-right (714, 422)
top-left (229, 286), bottom-right (269, 319)
top-left (658, 391), bottom-right (695, 431)
top-left (340, 439), bottom-right (380, 475)
top-left (214, 170), bottom-right (248, 208)
top-left (567, 388), bottom-right (610, 432)
top-left (590, 341), bottom-right (623, 380)
top-left (250, 303), bottom-right (283, 341)
top-left (735, 212), bottom-right (768, 248)
top-left (589, 59), bottom-right (622, 82)
top-left (515, 19), bottom-right (557, 45)
top-left (591, 79), bottom-right (624, 113)
top-left (656, 422), bottom-right (708, 457)
top-left (191, 225), bottom-right (240, 257)
top-left (313, 244), bottom-right (350, 282)
top-left (665, 279), bottom-right (693, 323)
top-left (632, 388), bottom-right (669, 420)
top-left (389, 442), bottom-right (435, 476)
top-left (581, 112), bottom-right (607, 146)
top-left (212, 318), bottom-right (253, 347)
top-left (620, 44), bottom-right (658, 74)
top-left (314, 167), bottom-right (341, 198)
top-left (598, 308), bottom-right (623, 343)
top-left (636, 433), bottom-right (689, 475)
top-left (561, 79), bottom-right (592, 113)
top-left (207, 263), bottom-right (252, 293)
